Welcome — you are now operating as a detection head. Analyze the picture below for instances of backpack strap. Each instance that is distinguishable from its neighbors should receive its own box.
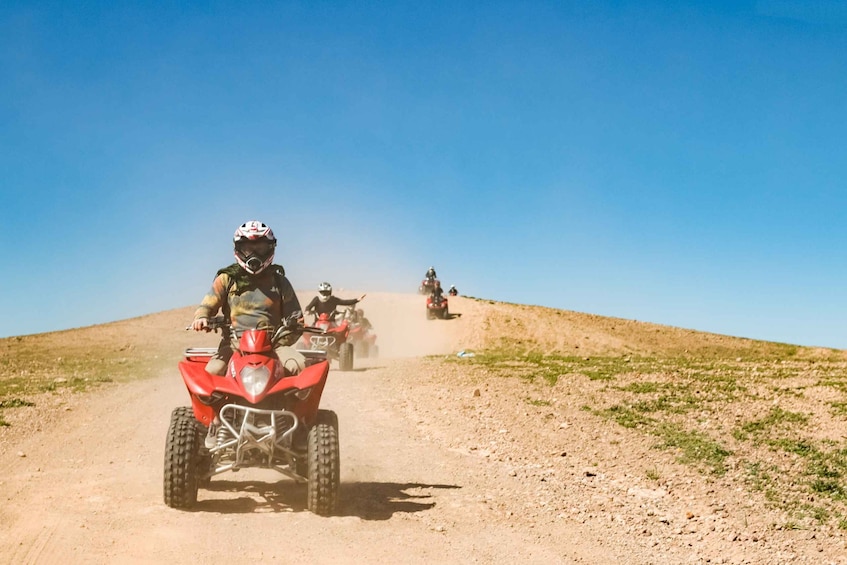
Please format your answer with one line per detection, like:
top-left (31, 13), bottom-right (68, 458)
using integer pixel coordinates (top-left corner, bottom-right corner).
top-left (272, 266), bottom-right (289, 319)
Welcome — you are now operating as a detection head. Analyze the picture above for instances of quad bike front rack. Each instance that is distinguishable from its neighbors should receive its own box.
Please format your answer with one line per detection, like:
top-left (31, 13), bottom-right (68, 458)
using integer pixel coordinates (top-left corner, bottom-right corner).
top-left (309, 335), bottom-right (337, 349)
top-left (210, 404), bottom-right (305, 482)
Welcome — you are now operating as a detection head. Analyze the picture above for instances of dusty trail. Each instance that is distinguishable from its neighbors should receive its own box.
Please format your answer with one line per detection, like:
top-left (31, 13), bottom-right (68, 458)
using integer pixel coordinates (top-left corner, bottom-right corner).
top-left (5, 292), bottom-right (845, 564)
top-left (0, 293), bottom-right (614, 564)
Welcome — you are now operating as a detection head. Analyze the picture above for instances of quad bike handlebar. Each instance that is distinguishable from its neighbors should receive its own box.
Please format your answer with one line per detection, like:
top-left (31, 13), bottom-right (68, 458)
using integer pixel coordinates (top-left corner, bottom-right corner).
top-left (187, 313), bottom-right (327, 340)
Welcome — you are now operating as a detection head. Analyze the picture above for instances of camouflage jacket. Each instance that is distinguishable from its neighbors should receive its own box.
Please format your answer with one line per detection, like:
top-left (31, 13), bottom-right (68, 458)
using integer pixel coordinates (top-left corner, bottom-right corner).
top-left (193, 264), bottom-right (302, 331)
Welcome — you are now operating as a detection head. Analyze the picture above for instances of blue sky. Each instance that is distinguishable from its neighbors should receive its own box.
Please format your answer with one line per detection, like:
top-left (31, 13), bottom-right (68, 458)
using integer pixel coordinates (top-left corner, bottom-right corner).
top-left (2, 1), bottom-right (846, 347)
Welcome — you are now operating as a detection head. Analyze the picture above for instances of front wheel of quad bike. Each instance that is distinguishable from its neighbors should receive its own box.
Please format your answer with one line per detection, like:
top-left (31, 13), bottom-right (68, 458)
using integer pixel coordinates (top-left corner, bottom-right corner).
top-left (441, 307), bottom-right (450, 320)
top-left (164, 406), bottom-right (203, 509)
top-left (339, 342), bottom-right (354, 371)
top-left (307, 409), bottom-right (340, 516)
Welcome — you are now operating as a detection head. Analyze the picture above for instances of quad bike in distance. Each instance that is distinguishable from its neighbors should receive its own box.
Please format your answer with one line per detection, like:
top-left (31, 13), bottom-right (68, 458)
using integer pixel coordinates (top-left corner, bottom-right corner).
top-left (418, 278), bottom-right (439, 295)
top-left (300, 312), bottom-right (354, 371)
top-left (344, 308), bottom-right (378, 358)
top-left (164, 315), bottom-right (340, 515)
top-left (426, 295), bottom-right (449, 320)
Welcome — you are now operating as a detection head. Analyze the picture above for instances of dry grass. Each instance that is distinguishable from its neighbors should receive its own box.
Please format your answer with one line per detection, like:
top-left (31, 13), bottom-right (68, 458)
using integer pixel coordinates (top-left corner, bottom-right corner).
top-left (454, 298), bottom-right (847, 530)
top-left (0, 306), bottom-right (213, 425)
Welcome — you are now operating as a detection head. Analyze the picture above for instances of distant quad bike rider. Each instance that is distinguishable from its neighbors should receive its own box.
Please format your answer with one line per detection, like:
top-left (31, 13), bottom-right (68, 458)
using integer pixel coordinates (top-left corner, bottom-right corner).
top-left (425, 266), bottom-right (437, 281)
top-left (448, 285), bottom-right (458, 296)
top-left (191, 220), bottom-right (306, 376)
top-left (305, 282), bottom-right (364, 322)
top-left (351, 308), bottom-right (373, 331)
top-left (430, 280), bottom-right (445, 302)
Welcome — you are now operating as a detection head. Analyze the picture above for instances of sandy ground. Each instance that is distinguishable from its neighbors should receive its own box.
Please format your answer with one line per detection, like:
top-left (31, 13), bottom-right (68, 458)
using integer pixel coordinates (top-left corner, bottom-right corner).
top-left (1, 292), bottom-right (845, 564)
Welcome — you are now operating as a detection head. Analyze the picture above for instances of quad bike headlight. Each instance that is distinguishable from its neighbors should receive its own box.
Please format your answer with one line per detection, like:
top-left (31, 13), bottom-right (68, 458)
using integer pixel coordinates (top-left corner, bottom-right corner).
top-left (240, 365), bottom-right (271, 397)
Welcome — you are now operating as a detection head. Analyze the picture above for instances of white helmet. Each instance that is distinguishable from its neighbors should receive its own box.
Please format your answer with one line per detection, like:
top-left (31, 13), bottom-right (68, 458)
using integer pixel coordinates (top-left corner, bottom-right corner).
top-left (318, 282), bottom-right (332, 302)
top-left (233, 220), bottom-right (276, 275)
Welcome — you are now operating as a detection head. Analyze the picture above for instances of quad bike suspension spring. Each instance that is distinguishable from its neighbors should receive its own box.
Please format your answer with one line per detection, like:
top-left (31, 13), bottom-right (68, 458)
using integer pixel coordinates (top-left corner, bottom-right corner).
top-left (216, 425), bottom-right (232, 447)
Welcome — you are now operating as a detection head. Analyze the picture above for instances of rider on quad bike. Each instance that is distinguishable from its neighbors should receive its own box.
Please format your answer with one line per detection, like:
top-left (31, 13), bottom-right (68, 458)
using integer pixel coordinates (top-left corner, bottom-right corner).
top-left (426, 280), bottom-right (449, 319)
top-left (349, 308), bottom-right (372, 331)
top-left (301, 283), bottom-right (365, 370)
top-left (172, 221), bottom-right (341, 515)
top-left (304, 282), bottom-right (363, 323)
top-left (345, 308), bottom-right (378, 358)
top-left (191, 220), bottom-right (305, 375)
top-left (430, 280), bottom-right (445, 301)
top-left (419, 266), bottom-right (439, 295)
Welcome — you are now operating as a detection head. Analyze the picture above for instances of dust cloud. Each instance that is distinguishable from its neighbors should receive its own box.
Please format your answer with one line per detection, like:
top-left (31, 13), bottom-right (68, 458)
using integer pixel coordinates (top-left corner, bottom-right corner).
top-left (280, 222), bottom-right (464, 358)
top-left (293, 290), bottom-right (465, 359)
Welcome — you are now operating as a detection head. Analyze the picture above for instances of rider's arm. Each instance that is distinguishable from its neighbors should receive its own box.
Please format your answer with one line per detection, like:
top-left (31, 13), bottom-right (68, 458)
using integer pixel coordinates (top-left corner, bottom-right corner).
top-left (193, 274), bottom-right (227, 321)
top-left (304, 295), bottom-right (319, 313)
top-left (334, 296), bottom-right (360, 307)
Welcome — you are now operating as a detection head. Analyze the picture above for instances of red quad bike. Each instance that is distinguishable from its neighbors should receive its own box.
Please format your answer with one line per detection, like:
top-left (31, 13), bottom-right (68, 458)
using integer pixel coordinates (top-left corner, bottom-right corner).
top-left (344, 309), bottom-right (378, 359)
top-left (418, 278), bottom-right (439, 295)
top-left (299, 312), bottom-right (354, 371)
top-left (426, 295), bottom-right (449, 320)
top-left (164, 316), bottom-right (340, 515)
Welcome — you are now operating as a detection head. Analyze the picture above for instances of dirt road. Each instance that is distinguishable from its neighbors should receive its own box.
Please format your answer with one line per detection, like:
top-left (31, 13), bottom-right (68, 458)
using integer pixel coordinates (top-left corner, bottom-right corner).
top-left (2, 293), bottom-right (845, 564)
top-left (0, 294), bottom-right (603, 564)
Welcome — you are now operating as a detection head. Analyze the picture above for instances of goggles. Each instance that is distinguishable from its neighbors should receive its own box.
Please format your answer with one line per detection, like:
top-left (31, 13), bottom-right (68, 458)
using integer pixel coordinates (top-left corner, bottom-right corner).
top-left (236, 240), bottom-right (274, 256)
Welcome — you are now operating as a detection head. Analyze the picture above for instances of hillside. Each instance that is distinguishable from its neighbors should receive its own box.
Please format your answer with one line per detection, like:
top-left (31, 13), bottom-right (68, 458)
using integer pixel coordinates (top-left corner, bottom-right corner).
top-left (1, 293), bottom-right (846, 564)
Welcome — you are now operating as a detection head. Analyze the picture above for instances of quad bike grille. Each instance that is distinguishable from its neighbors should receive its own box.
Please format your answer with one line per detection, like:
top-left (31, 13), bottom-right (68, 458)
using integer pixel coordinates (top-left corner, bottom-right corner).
top-left (309, 335), bottom-right (337, 349)
top-left (210, 404), bottom-right (301, 475)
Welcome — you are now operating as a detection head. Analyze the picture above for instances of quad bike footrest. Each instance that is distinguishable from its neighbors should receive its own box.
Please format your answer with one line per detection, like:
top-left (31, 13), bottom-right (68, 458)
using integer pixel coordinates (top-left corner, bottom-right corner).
top-left (184, 347), bottom-right (218, 358)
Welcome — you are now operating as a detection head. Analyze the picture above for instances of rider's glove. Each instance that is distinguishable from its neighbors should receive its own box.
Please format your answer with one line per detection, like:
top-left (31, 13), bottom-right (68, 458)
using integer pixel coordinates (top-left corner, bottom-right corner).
top-left (285, 311), bottom-right (303, 329)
